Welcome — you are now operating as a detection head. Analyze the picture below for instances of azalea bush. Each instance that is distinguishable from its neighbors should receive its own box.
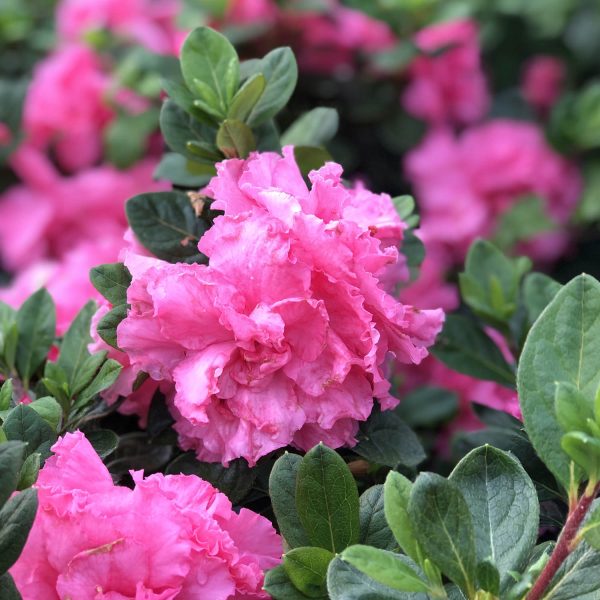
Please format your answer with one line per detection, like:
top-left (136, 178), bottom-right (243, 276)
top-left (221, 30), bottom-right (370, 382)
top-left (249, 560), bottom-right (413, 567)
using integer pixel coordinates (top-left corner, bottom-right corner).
top-left (2, 1), bottom-right (600, 599)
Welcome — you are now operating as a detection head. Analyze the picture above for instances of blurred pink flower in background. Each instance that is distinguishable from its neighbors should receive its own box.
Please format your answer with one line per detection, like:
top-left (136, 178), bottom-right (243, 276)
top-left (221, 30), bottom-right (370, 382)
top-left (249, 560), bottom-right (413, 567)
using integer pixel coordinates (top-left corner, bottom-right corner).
top-left (405, 120), bottom-right (581, 263)
top-left (115, 149), bottom-right (443, 464)
top-left (0, 147), bottom-right (168, 270)
top-left (521, 55), bottom-right (566, 114)
top-left (11, 431), bottom-right (282, 599)
top-left (57, 0), bottom-right (183, 54)
top-left (23, 45), bottom-right (113, 172)
top-left (281, 0), bottom-right (395, 75)
top-left (225, 0), bottom-right (278, 26)
top-left (403, 19), bottom-right (489, 126)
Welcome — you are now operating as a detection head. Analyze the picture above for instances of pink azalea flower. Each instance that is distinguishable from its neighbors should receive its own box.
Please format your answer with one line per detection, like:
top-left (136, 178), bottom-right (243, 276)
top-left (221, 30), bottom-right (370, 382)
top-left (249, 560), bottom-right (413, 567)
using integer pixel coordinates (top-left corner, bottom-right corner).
top-left (405, 121), bottom-right (581, 263)
top-left (56, 0), bottom-right (182, 54)
top-left (403, 19), bottom-right (489, 126)
top-left (281, 0), bottom-right (395, 75)
top-left (11, 431), bottom-right (282, 599)
top-left (521, 55), bottom-right (565, 114)
top-left (224, 0), bottom-right (278, 26)
top-left (116, 148), bottom-right (443, 464)
top-left (0, 147), bottom-right (168, 270)
top-left (23, 45), bottom-right (114, 172)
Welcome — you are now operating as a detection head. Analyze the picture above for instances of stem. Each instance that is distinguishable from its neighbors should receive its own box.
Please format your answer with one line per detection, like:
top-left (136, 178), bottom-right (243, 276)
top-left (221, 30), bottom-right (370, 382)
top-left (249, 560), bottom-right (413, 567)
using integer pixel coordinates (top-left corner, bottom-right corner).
top-left (526, 483), bottom-right (600, 600)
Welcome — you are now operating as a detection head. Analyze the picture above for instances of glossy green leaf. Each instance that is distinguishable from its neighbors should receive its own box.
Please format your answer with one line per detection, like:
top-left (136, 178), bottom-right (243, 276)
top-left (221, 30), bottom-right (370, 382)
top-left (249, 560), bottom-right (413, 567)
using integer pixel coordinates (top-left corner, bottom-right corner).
top-left (409, 473), bottom-right (477, 595)
top-left (432, 315), bottom-right (515, 387)
top-left (56, 300), bottom-right (96, 394)
top-left (582, 504), bottom-right (600, 551)
top-left (126, 191), bottom-right (210, 264)
top-left (383, 471), bottom-right (420, 564)
top-left (86, 430), bottom-right (119, 459)
top-left (341, 546), bottom-right (429, 593)
top-left (269, 452), bottom-right (310, 549)
top-left (476, 560), bottom-right (500, 595)
top-left (327, 556), bottom-right (427, 600)
top-left (518, 274), bottom-right (600, 487)
top-left (216, 118), bottom-right (255, 158)
top-left (96, 305), bottom-right (128, 350)
top-left (561, 432), bottom-right (600, 481)
top-left (449, 446), bottom-right (538, 590)
top-left (284, 546), bottom-right (334, 598)
top-left (395, 387), bottom-right (458, 428)
top-left (555, 381), bottom-right (594, 433)
top-left (154, 152), bottom-right (215, 187)
top-left (0, 379), bottom-right (12, 412)
top-left (0, 572), bottom-right (21, 600)
top-left (75, 359), bottom-right (122, 407)
top-left (0, 488), bottom-right (38, 572)
top-left (243, 47), bottom-right (298, 126)
top-left (228, 73), bottom-right (266, 122)
top-left (359, 485), bottom-right (396, 551)
top-left (0, 441), bottom-right (26, 506)
top-left (354, 408), bottom-right (425, 468)
top-left (296, 444), bottom-right (360, 553)
top-left (3, 405), bottom-right (56, 456)
top-left (180, 27), bottom-right (239, 113)
top-left (71, 351), bottom-right (108, 397)
top-left (293, 146), bottom-right (332, 177)
top-left (28, 397), bottom-right (61, 431)
top-left (15, 289), bottom-right (55, 384)
top-left (17, 452), bottom-right (40, 490)
top-left (281, 107), bottom-right (339, 147)
top-left (263, 565), bottom-right (315, 600)
top-left (90, 264), bottom-right (131, 307)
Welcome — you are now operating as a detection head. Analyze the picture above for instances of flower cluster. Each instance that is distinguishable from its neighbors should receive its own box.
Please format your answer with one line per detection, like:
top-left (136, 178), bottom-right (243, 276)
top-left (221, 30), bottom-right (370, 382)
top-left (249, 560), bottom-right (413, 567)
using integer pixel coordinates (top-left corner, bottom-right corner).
top-left (115, 148), bottom-right (443, 464)
top-left (11, 431), bottom-right (282, 599)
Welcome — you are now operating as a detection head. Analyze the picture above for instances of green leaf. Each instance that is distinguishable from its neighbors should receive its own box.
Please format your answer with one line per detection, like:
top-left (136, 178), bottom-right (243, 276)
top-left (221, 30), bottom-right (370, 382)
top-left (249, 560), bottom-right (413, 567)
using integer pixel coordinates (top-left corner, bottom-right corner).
top-left (75, 359), bottom-right (122, 407)
top-left (284, 546), bottom-right (334, 598)
top-left (3, 405), bottom-right (56, 455)
top-left (28, 397), bottom-right (61, 431)
top-left (476, 560), bottom-right (500, 595)
top-left (341, 546), bottom-right (429, 593)
top-left (71, 351), bottom-right (108, 397)
top-left (459, 239), bottom-right (531, 325)
top-left (96, 305), bottom-right (128, 350)
top-left (160, 99), bottom-right (220, 160)
top-left (216, 118), bottom-right (255, 158)
top-left (395, 387), bottom-right (458, 428)
top-left (544, 540), bottom-right (600, 599)
top-left (296, 443), bottom-right (360, 553)
top-left (0, 488), bottom-right (38, 572)
top-left (126, 191), bottom-right (210, 263)
top-left (354, 407), bottom-right (425, 468)
top-left (15, 289), bottom-right (56, 384)
top-left (383, 471), bottom-right (421, 564)
top-left (154, 152), bottom-right (215, 187)
top-left (0, 441), bottom-right (26, 506)
top-left (432, 314), bottom-right (515, 387)
top-left (0, 379), bottom-right (13, 411)
top-left (17, 452), bottom-right (40, 490)
top-left (555, 381), bottom-right (594, 433)
top-left (582, 504), bottom-right (600, 551)
top-left (0, 572), bottom-right (21, 600)
top-left (518, 274), bottom-right (600, 487)
top-left (264, 565), bottom-right (315, 600)
top-left (180, 27), bottom-right (239, 113)
top-left (228, 73), bottom-right (266, 122)
top-left (409, 473), bottom-right (477, 595)
top-left (359, 485), bottom-right (396, 551)
top-left (327, 556), bottom-right (427, 600)
top-left (522, 273), bottom-right (562, 327)
top-left (244, 47), bottom-right (298, 126)
top-left (167, 453), bottom-right (256, 503)
top-left (269, 452), bottom-right (310, 549)
top-left (449, 446), bottom-right (539, 591)
top-left (90, 264), bottom-right (131, 307)
top-left (561, 432), bottom-right (600, 481)
top-left (56, 300), bottom-right (96, 393)
top-left (281, 108), bottom-right (339, 147)
top-left (86, 429), bottom-right (119, 459)
top-left (293, 146), bottom-right (332, 178)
